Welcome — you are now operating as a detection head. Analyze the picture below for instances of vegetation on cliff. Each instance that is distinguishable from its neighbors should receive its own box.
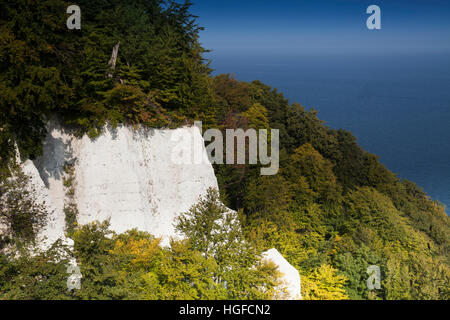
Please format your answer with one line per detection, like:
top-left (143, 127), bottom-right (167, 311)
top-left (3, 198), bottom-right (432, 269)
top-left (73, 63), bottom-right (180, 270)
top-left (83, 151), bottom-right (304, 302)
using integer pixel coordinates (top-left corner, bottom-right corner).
top-left (0, 0), bottom-right (449, 299)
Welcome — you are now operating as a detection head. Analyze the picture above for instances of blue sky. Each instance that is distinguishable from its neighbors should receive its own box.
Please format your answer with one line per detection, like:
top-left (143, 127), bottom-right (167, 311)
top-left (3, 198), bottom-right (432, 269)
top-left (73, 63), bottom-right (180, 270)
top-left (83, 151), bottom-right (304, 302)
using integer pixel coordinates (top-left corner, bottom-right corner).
top-left (191, 0), bottom-right (450, 55)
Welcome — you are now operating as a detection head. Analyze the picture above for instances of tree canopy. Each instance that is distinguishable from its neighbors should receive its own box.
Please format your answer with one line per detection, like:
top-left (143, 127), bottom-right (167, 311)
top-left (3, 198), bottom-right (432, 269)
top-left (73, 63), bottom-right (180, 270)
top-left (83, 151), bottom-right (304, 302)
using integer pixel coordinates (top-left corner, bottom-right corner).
top-left (0, 0), bottom-right (449, 300)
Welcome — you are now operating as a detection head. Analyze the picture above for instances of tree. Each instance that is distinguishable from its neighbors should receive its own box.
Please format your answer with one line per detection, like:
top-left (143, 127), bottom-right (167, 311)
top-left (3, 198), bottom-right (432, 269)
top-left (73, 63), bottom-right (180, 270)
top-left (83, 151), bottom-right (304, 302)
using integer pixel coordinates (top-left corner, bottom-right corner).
top-left (159, 239), bottom-right (219, 300)
top-left (285, 143), bottom-right (342, 206)
top-left (301, 264), bottom-right (349, 300)
top-left (0, 0), bottom-right (212, 167)
top-left (108, 230), bottom-right (164, 300)
top-left (244, 175), bottom-right (293, 218)
top-left (71, 221), bottom-right (121, 299)
top-left (0, 240), bottom-right (72, 300)
top-left (334, 246), bottom-right (383, 300)
top-left (0, 166), bottom-right (48, 246)
top-left (242, 103), bottom-right (270, 131)
top-left (175, 188), bottom-right (279, 299)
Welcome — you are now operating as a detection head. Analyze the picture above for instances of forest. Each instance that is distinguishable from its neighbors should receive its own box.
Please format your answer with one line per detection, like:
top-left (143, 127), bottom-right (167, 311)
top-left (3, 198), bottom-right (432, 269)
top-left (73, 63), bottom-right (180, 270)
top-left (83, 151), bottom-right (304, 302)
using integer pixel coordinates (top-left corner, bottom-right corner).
top-left (0, 0), bottom-right (449, 300)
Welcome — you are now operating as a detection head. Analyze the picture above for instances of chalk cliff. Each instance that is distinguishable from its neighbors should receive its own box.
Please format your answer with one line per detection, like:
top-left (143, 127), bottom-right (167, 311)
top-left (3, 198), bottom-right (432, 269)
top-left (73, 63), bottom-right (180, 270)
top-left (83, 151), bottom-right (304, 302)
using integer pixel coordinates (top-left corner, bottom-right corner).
top-left (29, 122), bottom-right (216, 244)
top-left (23, 122), bottom-right (301, 299)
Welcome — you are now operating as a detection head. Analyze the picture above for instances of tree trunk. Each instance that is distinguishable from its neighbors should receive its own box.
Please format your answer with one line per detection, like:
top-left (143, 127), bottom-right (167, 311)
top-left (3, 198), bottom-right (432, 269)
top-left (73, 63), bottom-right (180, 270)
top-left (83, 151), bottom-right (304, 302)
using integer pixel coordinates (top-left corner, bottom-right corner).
top-left (107, 41), bottom-right (120, 78)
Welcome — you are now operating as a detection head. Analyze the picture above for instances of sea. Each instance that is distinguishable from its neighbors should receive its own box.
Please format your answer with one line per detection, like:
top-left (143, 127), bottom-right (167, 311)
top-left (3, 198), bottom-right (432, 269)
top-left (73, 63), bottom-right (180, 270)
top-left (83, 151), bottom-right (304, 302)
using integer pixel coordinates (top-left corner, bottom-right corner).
top-left (207, 52), bottom-right (450, 213)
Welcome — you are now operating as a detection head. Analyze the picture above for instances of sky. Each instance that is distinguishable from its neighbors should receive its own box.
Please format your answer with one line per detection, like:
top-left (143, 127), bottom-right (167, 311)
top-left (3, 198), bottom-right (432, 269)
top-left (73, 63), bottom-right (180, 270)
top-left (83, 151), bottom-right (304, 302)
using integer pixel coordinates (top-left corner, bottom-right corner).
top-left (191, 0), bottom-right (450, 56)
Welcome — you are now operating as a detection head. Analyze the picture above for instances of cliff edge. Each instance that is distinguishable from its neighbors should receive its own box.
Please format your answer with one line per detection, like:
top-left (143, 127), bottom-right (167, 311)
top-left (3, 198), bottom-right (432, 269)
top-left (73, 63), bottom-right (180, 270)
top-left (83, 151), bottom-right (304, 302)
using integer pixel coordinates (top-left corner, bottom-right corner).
top-left (22, 121), bottom-right (301, 299)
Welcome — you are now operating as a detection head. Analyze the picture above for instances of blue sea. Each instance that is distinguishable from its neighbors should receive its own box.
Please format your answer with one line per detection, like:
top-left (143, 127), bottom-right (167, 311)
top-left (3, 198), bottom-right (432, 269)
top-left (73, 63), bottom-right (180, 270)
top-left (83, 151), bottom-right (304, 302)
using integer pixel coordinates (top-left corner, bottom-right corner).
top-left (207, 52), bottom-right (450, 212)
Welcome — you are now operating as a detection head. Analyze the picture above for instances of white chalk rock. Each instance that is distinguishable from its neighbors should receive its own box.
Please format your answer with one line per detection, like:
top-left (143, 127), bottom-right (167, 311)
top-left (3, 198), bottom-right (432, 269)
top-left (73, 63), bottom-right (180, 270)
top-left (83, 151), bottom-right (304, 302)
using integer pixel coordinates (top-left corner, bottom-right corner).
top-left (262, 248), bottom-right (302, 300)
top-left (31, 122), bottom-right (218, 246)
top-left (20, 122), bottom-right (302, 299)
top-left (21, 160), bottom-right (66, 247)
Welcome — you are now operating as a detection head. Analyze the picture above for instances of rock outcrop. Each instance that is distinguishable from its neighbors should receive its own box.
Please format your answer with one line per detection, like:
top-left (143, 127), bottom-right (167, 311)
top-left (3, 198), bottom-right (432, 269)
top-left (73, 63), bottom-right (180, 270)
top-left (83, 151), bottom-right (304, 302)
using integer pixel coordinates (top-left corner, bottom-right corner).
top-left (20, 121), bottom-right (301, 299)
top-left (262, 248), bottom-right (302, 300)
top-left (31, 122), bottom-right (217, 245)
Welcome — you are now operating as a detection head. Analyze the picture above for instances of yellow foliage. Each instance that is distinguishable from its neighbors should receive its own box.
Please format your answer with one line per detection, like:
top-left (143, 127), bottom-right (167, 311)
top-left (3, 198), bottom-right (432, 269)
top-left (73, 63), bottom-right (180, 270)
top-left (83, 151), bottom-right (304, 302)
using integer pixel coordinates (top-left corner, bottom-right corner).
top-left (242, 103), bottom-right (270, 130)
top-left (302, 264), bottom-right (349, 300)
top-left (246, 218), bottom-right (312, 267)
top-left (110, 235), bottom-right (162, 271)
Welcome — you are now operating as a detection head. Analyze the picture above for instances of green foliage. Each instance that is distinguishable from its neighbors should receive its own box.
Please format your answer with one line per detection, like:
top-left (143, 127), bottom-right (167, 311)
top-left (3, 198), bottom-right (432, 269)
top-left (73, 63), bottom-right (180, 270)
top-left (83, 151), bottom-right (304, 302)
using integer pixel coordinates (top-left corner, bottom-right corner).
top-left (212, 74), bottom-right (253, 123)
top-left (0, 166), bottom-right (48, 245)
top-left (0, 0), bottom-right (448, 301)
top-left (301, 264), bottom-right (349, 300)
top-left (71, 221), bottom-right (120, 299)
top-left (0, 0), bottom-right (212, 163)
top-left (1, 193), bottom-right (279, 300)
top-left (242, 103), bottom-right (270, 131)
top-left (334, 245), bottom-right (383, 300)
top-left (63, 164), bottom-right (78, 235)
top-left (158, 239), bottom-right (220, 300)
top-left (175, 188), bottom-right (279, 299)
top-left (210, 74), bottom-right (449, 300)
top-left (244, 175), bottom-right (293, 218)
top-left (0, 241), bottom-right (72, 300)
top-left (285, 143), bottom-right (342, 206)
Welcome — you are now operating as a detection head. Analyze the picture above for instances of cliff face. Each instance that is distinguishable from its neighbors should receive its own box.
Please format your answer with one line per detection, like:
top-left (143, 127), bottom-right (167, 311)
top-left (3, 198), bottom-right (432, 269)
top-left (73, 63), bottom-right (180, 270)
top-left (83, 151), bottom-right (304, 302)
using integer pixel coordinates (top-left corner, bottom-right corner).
top-left (29, 122), bottom-right (217, 245)
top-left (22, 122), bottom-right (301, 299)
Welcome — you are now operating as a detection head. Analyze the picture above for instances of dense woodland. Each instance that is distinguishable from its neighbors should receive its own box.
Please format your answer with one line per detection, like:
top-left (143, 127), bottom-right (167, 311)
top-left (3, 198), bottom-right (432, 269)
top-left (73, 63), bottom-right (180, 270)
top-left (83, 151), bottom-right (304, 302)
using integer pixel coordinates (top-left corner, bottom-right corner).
top-left (0, 0), bottom-right (449, 300)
